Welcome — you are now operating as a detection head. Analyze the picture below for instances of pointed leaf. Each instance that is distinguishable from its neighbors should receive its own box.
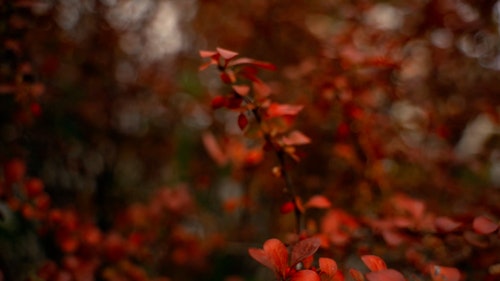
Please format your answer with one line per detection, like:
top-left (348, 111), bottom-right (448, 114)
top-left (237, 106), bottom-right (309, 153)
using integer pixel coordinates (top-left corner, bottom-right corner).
top-left (232, 85), bottom-right (250, 96)
top-left (238, 113), bottom-right (249, 130)
top-left (319, 257), bottom-right (338, 277)
top-left (366, 269), bottom-right (405, 281)
top-left (216, 47), bottom-right (238, 60)
top-left (429, 265), bottom-right (460, 281)
top-left (349, 269), bottom-right (365, 281)
top-left (253, 80), bottom-right (272, 99)
top-left (199, 50), bottom-right (218, 58)
top-left (228, 58), bottom-right (277, 70)
top-left (267, 103), bottom-right (304, 117)
top-left (201, 132), bottom-right (228, 166)
top-left (291, 237), bottom-right (321, 266)
top-left (282, 131), bottom-right (311, 146)
top-left (305, 195), bottom-right (332, 209)
top-left (210, 96), bottom-right (227, 109)
top-left (291, 269), bottom-right (321, 281)
top-left (434, 216), bottom-right (462, 233)
top-left (361, 255), bottom-right (387, 272)
top-left (472, 216), bottom-right (498, 235)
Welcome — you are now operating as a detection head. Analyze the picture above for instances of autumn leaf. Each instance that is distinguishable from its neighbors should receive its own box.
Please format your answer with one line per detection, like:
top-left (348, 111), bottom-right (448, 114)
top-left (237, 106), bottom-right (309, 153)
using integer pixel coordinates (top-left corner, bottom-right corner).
top-left (305, 195), bottom-right (332, 209)
top-left (216, 47), bottom-right (239, 60)
top-left (349, 269), bottom-right (365, 281)
top-left (201, 131), bottom-right (228, 166)
top-left (361, 255), bottom-right (387, 272)
top-left (267, 103), bottom-right (304, 118)
top-left (232, 85), bottom-right (250, 97)
top-left (365, 269), bottom-right (405, 281)
top-left (248, 238), bottom-right (289, 279)
top-left (434, 216), bottom-right (462, 233)
top-left (429, 265), bottom-right (460, 281)
top-left (228, 57), bottom-right (277, 71)
top-left (290, 237), bottom-right (321, 266)
top-left (281, 131), bottom-right (311, 146)
top-left (290, 269), bottom-right (321, 281)
top-left (319, 257), bottom-right (338, 279)
top-left (472, 215), bottom-right (499, 235)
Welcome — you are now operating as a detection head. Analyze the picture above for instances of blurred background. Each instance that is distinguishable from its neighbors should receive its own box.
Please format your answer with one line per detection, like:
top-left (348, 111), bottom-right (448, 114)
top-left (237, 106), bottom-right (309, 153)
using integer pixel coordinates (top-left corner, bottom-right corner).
top-left (1, 0), bottom-right (500, 280)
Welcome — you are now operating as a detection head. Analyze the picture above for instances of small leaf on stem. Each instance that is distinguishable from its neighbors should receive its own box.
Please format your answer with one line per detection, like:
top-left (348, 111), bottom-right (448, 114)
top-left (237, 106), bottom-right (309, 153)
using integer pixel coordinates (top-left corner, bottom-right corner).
top-left (238, 113), bottom-right (248, 130)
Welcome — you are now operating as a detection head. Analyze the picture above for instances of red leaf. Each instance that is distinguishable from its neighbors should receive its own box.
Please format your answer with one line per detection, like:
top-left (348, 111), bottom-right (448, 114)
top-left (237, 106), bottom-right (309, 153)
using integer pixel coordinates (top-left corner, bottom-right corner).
top-left (349, 269), bottom-right (365, 281)
top-left (210, 96), bottom-right (227, 109)
top-left (290, 237), bottom-right (321, 266)
top-left (253, 81), bottom-right (271, 100)
top-left (267, 103), bottom-right (304, 118)
top-left (228, 57), bottom-right (277, 70)
top-left (216, 47), bottom-right (238, 60)
top-left (366, 269), bottom-right (405, 281)
top-left (319, 257), bottom-right (338, 277)
top-left (199, 50), bottom-right (218, 58)
top-left (382, 230), bottom-right (406, 247)
top-left (201, 132), bottom-right (228, 166)
top-left (220, 72), bottom-right (233, 84)
top-left (232, 85), bottom-right (250, 96)
top-left (291, 269), bottom-right (321, 281)
top-left (238, 113), bottom-right (248, 130)
top-left (472, 216), bottom-right (498, 235)
top-left (361, 255), bottom-right (387, 272)
top-left (248, 238), bottom-right (288, 279)
top-left (434, 216), bottom-right (462, 233)
top-left (429, 265), bottom-right (460, 281)
top-left (305, 195), bottom-right (331, 209)
top-left (282, 131), bottom-right (311, 146)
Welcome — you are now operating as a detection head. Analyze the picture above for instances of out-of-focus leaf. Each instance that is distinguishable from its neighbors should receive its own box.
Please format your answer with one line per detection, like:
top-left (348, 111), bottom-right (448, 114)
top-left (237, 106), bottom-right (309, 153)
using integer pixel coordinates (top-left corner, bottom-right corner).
top-left (349, 269), bottom-right (365, 281)
top-left (232, 85), bottom-right (250, 96)
top-left (319, 257), bottom-right (338, 278)
top-left (472, 215), bottom-right (498, 235)
top-left (305, 195), bottom-right (331, 209)
top-left (282, 131), bottom-right (311, 146)
top-left (216, 47), bottom-right (238, 60)
top-left (201, 131), bottom-right (228, 166)
top-left (361, 255), bottom-right (387, 272)
top-left (434, 216), bottom-right (462, 233)
top-left (228, 57), bottom-right (277, 70)
top-left (366, 269), bottom-right (405, 281)
top-left (429, 265), bottom-right (460, 281)
top-left (267, 103), bottom-right (304, 118)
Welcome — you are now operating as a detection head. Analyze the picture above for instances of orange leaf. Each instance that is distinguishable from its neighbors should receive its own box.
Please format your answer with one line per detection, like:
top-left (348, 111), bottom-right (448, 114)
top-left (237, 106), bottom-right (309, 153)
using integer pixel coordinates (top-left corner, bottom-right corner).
top-left (366, 269), bottom-right (405, 281)
top-left (361, 255), bottom-right (387, 272)
top-left (249, 239), bottom-right (289, 279)
top-left (319, 257), bottom-right (338, 277)
top-left (472, 216), bottom-right (498, 235)
top-left (429, 265), bottom-right (460, 281)
top-left (349, 269), bottom-right (365, 281)
top-left (199, 50), bottom-right (218, 58)
top-left (291, 269), bottom-right (321, 281)
top-left (267, 103), bottom-right (304, 118)
top-left (290, 237), bottom-right (321, 266)
top-left (216, 47), bottom-right (238, 60)
top-left (305, 195), bottom-right (332, 209)
top-left (201, 132), bottom-right (228, 166)
top-left (282, 131), bottom-right (311, 146)
top-left (238, 113), bottom-right (248, 130)
top-left (232, 85), bottom-right (250, 96)
top-left (253, 80), bottom-right (272, 100)
top-left (228, 57), bottom-right (277, 70)
top-left (434, 216), bottom-right (462, 233)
